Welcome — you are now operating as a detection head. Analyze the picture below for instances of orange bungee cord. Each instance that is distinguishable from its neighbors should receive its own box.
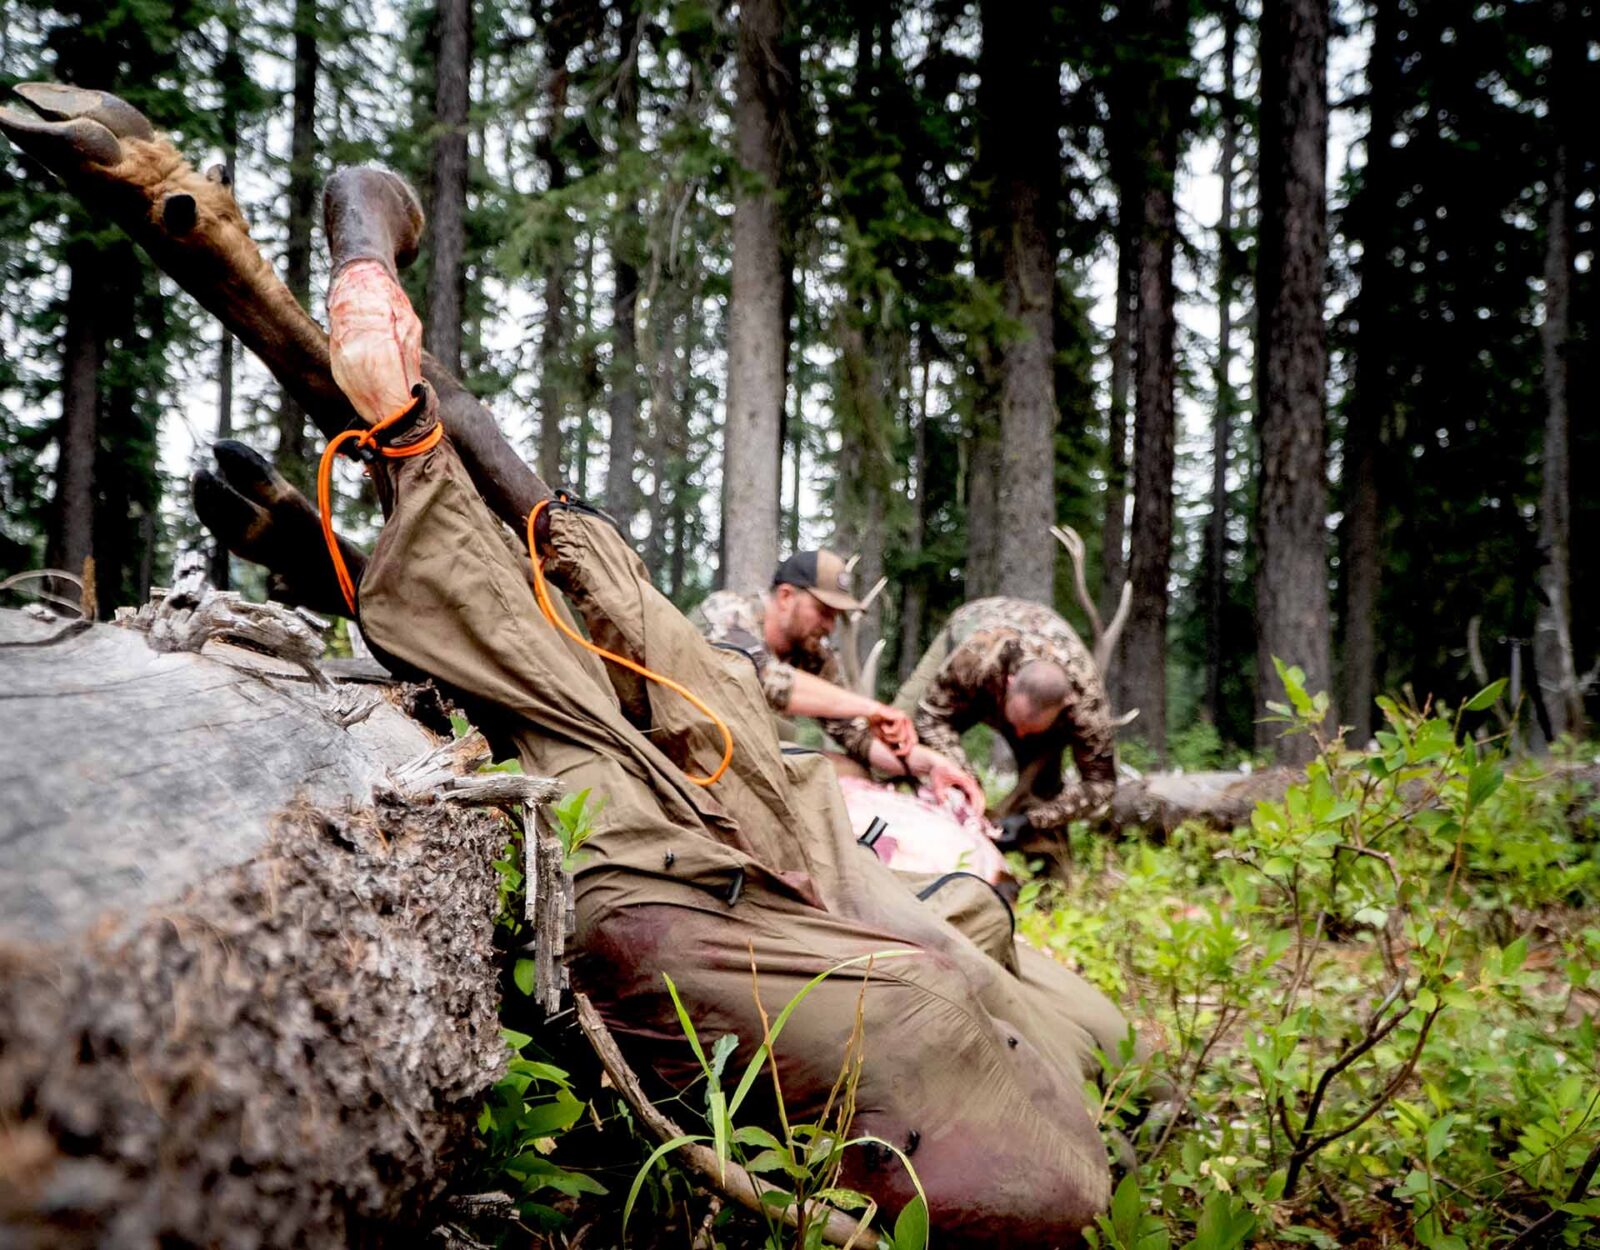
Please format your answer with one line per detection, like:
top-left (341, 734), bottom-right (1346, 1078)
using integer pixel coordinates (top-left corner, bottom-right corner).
top-left (317, 392), bottom-right (442, 615)
top-left (525, 498), bottom-right (734, 788)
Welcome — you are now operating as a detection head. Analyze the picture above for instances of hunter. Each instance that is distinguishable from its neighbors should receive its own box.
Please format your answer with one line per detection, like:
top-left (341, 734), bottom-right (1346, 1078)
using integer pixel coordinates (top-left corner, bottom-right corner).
top-left (694, 552), bottom-right (987, 812)
top-left (894, 596), bottom-right (1118, 851)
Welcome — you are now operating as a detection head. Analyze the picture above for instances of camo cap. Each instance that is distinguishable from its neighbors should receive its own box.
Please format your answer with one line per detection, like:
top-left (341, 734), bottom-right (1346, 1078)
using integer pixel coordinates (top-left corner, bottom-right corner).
top-left (771, 549), bottom-right (864, 612)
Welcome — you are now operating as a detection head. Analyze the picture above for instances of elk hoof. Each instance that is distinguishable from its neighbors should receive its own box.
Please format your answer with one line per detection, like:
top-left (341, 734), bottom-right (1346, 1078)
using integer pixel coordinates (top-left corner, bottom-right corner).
top-left (12, 83), bottom-right (154, 140)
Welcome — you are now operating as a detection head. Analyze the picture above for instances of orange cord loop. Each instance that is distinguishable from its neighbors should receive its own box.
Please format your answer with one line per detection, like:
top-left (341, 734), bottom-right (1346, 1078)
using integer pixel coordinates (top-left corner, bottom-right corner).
top-left (318, 393), bottom-right (443, 615)
top-left (525, 498), bottom-right (734, 788)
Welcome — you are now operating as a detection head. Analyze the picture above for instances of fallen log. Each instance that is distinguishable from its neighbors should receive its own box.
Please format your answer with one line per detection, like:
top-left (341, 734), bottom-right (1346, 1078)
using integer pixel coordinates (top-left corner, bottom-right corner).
top-left (1104, 768), bottom-right (1296, 836)
top-left (0, 600), bottom-right (536, 1249)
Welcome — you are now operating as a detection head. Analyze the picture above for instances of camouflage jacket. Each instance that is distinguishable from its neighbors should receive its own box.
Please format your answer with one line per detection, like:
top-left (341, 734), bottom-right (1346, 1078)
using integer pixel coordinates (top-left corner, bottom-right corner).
top-left (691, 590), bottom-right (876, 766)
top-left (911, 597), bottom-right (1116, 830)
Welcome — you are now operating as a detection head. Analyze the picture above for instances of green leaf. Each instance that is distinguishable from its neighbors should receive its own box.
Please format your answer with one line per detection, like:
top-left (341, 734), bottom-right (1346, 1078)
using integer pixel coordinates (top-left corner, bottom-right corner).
top-left (1425, 1113), bottom-right (1455, 1164)
top-left (517, 1092), bottom-right (585, 1137)
top-left (1466, 762), bottom-right (1504, 813)
top-left (732, 1124), bottom-right (784, 1153)
top-left (813, 1186), bottom-right (872, 1212)
top-left (513, 958), bottom-right (536, 997)
top-left (623, 1133), bottom-right (708, 1236)
top-left (892, 1194), bottom-right (929, 1250)
top-left (1464, 679), bottom-right (1508, 712)
top-left (500, 1027), bottom-right (533, 1051)
top-left (709, 1031), bottom-right (738, 1082)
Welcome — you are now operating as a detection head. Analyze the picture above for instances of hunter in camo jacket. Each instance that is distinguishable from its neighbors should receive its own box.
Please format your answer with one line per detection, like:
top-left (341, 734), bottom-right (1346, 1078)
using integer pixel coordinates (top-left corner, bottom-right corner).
top-left (691, 589), bottom-right (878, 766)
top-left (892, 596), bottom-right (1117, 834)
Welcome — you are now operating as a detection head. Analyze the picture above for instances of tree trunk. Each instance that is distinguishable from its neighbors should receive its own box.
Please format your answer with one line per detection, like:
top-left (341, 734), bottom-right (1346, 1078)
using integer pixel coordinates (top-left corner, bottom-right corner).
top-left (1534, 0), bottom-right (1584, 741)
top-left (1202, 1), bottom-right (1239, 727)
top-left (49, 242), bottom-right (98, 597)
top-left (0, 604), bottom-right (522, 1249)
top-left (900, 354), bottom-right (930, 683)
top-left (834, 320), bottom-right (888, 657)
top-left (978, 0), bottom-right (1059, 604)
top-left (1102, 224), bottom-right (1134, 627)
top-left (723, 0), bottom-right (790, 592)
top-left (1120, 0), bottom-right (1185, 763)
top-left (424, 0), bottom-right (472, 375)
top-left (1254, 0), bottom-right (1332, 762)
top-left (1339, 0), bottom-right (1397, 744)
top-left (965, 420), bottom-right (1001, 599)
top-left (210, 8), bottom-right (244, 591)
top-left (605, 24), bottom-right (642, 539)
top-left (276, 0), bottom-right (319, 492)
top-left (537, 44), bottom-right (571, 488)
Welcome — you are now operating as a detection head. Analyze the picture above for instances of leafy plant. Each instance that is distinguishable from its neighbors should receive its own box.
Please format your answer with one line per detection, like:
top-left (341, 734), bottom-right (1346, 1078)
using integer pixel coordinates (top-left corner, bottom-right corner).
top-left (472, 1027), bottom-right (607, 1227)
top-left (1031, 669), bottom-right (1600, 1247)
top-left (622, 952), bottom-right (930, 1250)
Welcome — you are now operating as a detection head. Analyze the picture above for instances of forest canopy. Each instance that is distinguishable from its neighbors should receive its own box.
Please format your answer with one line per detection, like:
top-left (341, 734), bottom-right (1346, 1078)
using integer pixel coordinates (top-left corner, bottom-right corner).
top-left (0, 0), bottom-right (1593, 754)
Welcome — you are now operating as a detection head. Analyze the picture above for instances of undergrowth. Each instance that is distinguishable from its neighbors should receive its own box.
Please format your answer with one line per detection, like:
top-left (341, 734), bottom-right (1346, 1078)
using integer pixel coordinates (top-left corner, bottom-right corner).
top-left (455, 671), bottom-right (1600, 1247)
top-left (1023, 667), bottom-right (1600, 1249)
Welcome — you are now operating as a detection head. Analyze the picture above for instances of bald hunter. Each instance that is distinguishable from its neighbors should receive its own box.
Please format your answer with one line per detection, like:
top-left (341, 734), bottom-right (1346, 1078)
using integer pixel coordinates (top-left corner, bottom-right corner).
top-left (694, 550), bottom-right (986, 811)
top-left (893, 597), bottom-right (1117, 848)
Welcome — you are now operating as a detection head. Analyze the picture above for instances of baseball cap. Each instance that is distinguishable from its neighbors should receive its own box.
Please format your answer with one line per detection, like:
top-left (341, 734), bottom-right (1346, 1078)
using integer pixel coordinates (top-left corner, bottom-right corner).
top-left (771, 549), bottom-right (864, 612)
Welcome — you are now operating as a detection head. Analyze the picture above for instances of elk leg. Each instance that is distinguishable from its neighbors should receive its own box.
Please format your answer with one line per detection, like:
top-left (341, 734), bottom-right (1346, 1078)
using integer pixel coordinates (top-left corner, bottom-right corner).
top-left (321, 166), bottom-right (552, 521)
top-left (194, 441), bottom-right (367, 618)
top-left (1, 84), bottom-right (550, 531)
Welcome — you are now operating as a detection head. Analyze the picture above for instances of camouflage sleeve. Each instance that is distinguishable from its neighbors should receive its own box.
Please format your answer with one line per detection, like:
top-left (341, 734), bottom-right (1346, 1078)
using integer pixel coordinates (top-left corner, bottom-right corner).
top-left (692, 591), bottom-right (795, 714)
top-left (910, 635), bottom-right (994, 775)
top-left (758, 658), bottom-right (800, 713)
top-left (813, 651), bottom-right (876, 768)
top-left (1023, 663), bottom-right (1117, 830)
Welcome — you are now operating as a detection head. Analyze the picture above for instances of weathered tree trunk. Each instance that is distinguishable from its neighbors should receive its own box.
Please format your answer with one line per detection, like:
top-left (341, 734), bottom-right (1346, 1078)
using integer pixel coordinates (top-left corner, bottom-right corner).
top-left (276, 0), bottom-right (320, 491)
top-left (1120, 0), bottom-right (1185, 763)
top-left (425, 0), bottom-right (472, 374)
top-left (723, 0), bottom-right (791, 592)
top-left (0, 603), bottom-right (517, 1249)
top-left (1254, 0), bottom-right (1332, 763)
top-left (978, 0), bottom-right (1059, 605)
top-left (1533, 0), bottom-right (1584, 743)
top-left (834, 320), bottom-right (888, 657)
top-left (1339, 0), bottom-right (1397, 745)
top-left (1202, 1), bottom-right (1240, 727)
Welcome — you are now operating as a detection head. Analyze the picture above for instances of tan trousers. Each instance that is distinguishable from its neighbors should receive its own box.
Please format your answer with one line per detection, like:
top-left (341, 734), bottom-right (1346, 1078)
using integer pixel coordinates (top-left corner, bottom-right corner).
top-left (358, 440), bottom-right (1123, 1245)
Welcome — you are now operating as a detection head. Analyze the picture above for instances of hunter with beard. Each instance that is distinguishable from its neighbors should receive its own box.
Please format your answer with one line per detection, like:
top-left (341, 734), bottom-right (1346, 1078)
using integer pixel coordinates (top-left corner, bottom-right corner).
top-left (693, 551), bottom-right (986, 812)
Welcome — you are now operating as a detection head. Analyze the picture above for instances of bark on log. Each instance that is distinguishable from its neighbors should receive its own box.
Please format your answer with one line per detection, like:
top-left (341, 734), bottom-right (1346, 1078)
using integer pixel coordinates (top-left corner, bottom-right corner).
top-left (1104, 769), bottom-right (1295, 837)
top-left (0, 604), bottom-right (524, 1249)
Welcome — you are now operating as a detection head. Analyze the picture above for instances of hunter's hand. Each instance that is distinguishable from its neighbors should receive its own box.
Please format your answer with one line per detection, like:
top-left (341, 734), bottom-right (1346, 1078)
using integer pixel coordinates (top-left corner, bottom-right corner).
top-left (927, 757), bottom-right (987, 815)
top-left (866, 705), bottom-right (916, 755)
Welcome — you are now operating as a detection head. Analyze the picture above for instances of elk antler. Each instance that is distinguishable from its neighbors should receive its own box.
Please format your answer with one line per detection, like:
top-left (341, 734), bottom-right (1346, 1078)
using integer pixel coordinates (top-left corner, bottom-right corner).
top-left (835, 562), bottom-right (889, 696)
top-left (1051, 524), bottom-right (1131, 674)
top-left (0, 84), bottom-right (549, 533)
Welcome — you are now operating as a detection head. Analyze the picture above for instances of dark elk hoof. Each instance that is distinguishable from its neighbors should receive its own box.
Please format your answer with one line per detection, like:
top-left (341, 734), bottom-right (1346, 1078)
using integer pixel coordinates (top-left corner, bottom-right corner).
top-left (0, 83), bottom-right (149, 169)
top-left (193, 441), bottom-right (364, 620)
top-left (323, 166), bottom-right (426, 276)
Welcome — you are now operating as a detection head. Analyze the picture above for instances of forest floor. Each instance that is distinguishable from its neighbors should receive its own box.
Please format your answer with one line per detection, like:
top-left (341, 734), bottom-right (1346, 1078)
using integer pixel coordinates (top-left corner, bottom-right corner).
top-left (454, 690), bottom-right (1600, 1250)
